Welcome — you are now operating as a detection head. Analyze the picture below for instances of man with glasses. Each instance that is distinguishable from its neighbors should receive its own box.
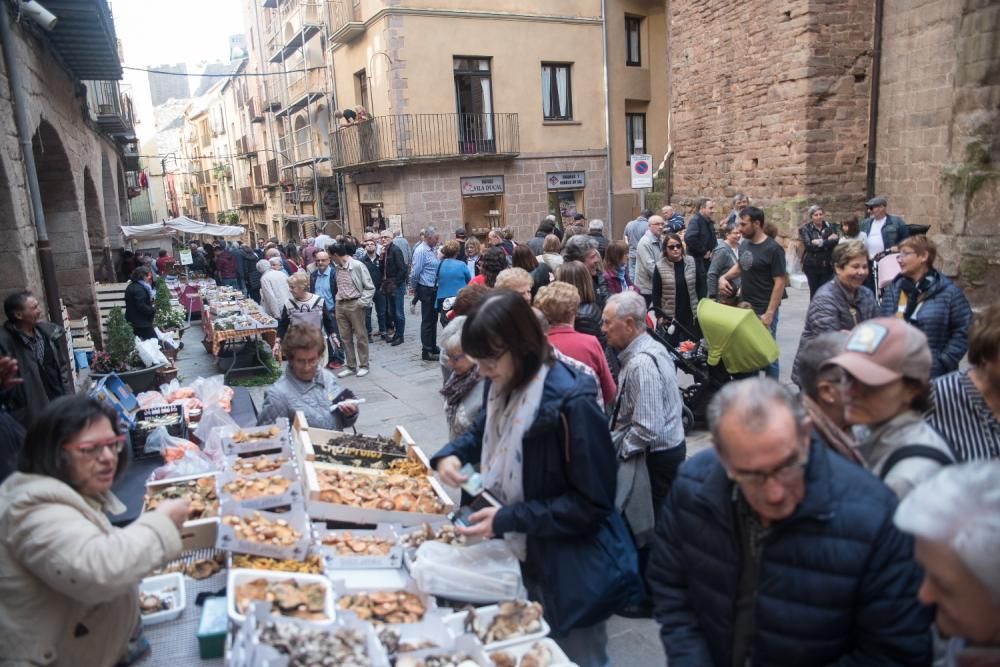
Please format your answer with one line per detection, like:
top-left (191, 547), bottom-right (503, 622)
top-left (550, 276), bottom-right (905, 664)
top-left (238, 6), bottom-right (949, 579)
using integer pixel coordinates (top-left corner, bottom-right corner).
top-left (648, 377), bottom-right (932, 667)
top-left (634, 215), bottom-right (665, 307)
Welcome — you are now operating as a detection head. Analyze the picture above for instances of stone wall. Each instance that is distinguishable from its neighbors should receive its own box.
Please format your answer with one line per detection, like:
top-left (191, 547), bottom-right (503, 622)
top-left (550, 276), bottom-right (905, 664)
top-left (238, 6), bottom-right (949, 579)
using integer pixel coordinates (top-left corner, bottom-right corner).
top-left (667, 0), bottom-right (874, 238)
top-left (875, 0), bottom-right (1000, 307)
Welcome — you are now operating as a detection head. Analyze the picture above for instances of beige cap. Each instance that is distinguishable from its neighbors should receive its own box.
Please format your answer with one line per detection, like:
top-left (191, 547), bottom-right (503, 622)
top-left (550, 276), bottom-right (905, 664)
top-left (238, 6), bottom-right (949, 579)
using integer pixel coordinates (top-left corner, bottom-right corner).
top-left (822, 318), bottom-right (931, 386)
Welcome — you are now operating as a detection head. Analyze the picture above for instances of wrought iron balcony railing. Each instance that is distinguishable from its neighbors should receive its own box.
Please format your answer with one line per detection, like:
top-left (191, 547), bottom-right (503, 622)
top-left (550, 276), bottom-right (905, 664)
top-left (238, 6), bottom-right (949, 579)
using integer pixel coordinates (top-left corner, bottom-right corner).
top-left (86, 80), bottom-right (135, 140)
top-left (331, 113), bottom-right (519, 171)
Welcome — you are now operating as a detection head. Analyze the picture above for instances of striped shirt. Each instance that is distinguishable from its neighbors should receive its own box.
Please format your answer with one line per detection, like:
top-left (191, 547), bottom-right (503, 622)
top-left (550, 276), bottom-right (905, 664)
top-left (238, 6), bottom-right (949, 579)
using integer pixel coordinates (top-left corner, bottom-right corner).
top-left (927, 370), bottom-right (1000, 461)
top-left (613, 333), bottom-right (685, 457)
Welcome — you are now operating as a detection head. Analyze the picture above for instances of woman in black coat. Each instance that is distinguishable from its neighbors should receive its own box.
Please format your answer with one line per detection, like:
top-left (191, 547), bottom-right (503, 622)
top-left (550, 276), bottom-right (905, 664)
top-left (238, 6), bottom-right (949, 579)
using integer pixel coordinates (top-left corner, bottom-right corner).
top-left (124, 266), bottom-right (157, 340)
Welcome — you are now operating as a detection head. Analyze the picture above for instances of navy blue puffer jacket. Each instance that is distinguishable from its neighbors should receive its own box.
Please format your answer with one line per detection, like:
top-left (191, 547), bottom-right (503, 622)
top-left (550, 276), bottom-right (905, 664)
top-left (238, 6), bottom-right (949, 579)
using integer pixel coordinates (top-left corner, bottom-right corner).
top-left (880, 271), bottom-right (973, 378)
top-left (648, 440), bottom-right (932, 667)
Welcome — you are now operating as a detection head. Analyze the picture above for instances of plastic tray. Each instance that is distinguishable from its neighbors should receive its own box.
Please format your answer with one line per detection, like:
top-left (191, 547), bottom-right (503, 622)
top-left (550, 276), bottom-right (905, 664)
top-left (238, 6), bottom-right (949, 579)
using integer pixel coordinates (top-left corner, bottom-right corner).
top-left (139, 572), bottom-right (186, 625)
top-left (315, 523), bottom-right (403, 570)
top-left (227, 568), bottom-right (335, 626)
top-left (487, 638), bottom-right (572, 667)
top-left (442, 602), bottom-right (550, 651)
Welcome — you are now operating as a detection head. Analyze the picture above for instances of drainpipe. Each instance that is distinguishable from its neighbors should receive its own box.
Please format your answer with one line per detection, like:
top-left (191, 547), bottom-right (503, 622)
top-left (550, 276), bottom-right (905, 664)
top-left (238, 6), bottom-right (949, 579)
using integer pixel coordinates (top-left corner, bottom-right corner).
top-left (0, 3), bottom-right (62, 324)
top-left (600, 0), bottom-right (614, 229)
top-left (865, 0), bottom-right (884, 199)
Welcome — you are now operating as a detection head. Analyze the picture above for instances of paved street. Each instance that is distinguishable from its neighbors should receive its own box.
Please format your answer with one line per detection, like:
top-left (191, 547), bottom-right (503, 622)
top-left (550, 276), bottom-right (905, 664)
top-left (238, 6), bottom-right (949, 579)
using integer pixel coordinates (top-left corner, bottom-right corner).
top-left (177, 282), bottom-right (812, 665)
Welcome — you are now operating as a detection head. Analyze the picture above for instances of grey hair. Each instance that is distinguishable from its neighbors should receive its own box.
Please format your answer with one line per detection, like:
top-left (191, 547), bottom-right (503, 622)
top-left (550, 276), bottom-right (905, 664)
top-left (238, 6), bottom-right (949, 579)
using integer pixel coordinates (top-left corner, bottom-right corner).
top-left (562, 235), bottom-right (599, 263)
top-left (796, 332), bottom-right (848, 398)
top-left (268, 257), bottom-right (283, 269)
top-left (806, 204), bottom-right (824, 218)
top-left (256, 259), bottom-right (270, 274)
top-left (895, 461), bottom-right (1000, 602)
top-left (732, 193), bottom-right (747, 205)
top-left (707, 378), bottom-right (807, 451)
top-left (721, 220), bottom-right (738, 234)
top-left (544, 214), bottom-right (557, 222)
top-left (606, 291), bottom-right (646, 328)
top-left (440, 315), bottom-right (467, 352)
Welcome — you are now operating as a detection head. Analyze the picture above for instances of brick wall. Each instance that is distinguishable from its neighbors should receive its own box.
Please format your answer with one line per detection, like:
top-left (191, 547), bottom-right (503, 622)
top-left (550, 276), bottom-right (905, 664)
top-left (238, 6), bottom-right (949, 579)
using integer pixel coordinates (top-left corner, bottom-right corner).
top-left (875, 0), bottom-right (1000, 306)
top-left (667, 0), bottom-right (873, 239)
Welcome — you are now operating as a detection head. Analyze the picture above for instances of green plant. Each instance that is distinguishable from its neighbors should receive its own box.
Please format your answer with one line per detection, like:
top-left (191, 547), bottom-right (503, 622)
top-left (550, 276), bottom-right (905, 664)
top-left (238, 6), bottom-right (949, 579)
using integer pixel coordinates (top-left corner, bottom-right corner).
top-left (104, 306), bottom-right (136, 370)
top-left (153, 279), bottom-right (185, 330)
top-left (226, 210), bottom-right (240, 224)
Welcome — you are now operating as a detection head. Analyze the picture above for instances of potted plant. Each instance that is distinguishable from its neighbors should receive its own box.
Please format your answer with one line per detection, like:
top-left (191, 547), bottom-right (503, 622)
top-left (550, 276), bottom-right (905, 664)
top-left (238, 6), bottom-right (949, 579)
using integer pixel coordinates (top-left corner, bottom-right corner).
top-left (91, 306), bottom-right (163, 393)
top-left (153, 279), bottom-right (185, 365)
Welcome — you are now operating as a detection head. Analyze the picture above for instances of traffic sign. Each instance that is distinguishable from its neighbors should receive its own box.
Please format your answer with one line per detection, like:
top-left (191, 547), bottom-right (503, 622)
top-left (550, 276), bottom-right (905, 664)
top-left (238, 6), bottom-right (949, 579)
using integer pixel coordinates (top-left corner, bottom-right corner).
top-left (630, 154), bottom-right (653, 189)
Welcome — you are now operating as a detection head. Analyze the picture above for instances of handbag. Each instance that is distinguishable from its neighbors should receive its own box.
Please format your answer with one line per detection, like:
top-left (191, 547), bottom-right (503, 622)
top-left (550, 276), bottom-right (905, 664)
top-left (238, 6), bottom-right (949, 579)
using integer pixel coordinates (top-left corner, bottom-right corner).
top-left (534, 413), bottom-right (644, 637)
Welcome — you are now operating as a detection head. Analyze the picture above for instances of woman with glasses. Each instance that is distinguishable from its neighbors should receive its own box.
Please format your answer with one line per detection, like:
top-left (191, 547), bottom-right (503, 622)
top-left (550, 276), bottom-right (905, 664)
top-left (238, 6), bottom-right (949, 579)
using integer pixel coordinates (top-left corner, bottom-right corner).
top-left (652, 233), bottom-right (699, 342)
top-left (432, 290), bottom-right (635, 667)
top-left (438, 315), bottom-right (486, 439)
top-left (0, 395), bottom-right (189, 666)
top-left (822, 317), bottom-right (954, 499)
top-left (707, 221), bottom-right (742, 304)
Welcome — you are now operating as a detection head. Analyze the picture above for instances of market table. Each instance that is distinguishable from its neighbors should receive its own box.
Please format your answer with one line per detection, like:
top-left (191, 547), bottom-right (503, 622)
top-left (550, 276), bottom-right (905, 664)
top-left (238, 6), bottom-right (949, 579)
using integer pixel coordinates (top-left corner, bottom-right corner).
top-left (198, 293), bottom-right (277, 379)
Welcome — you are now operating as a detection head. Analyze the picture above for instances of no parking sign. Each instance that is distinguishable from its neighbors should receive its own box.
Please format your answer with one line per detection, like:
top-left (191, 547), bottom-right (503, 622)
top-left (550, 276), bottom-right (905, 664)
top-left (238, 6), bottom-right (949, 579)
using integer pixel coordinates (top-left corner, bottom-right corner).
top-left (630, 154), bottom-right (653, 189)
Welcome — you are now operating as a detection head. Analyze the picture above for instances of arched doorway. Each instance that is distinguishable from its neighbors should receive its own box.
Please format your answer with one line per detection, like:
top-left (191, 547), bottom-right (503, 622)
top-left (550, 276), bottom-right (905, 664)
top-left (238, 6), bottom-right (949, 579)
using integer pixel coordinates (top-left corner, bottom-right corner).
top-left (31, 120), bottom-right (98, 336)
top-left (0, 158), bottom-right (31, 304)
top-left (84, 167), bottom-right (114, 284)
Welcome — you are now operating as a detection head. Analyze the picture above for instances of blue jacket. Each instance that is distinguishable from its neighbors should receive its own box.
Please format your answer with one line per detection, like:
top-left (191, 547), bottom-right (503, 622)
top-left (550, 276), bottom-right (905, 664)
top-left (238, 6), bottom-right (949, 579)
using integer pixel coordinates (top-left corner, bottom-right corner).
top-left (880, 272), bottom-right (973, 378)
top-left (648, 440), bottom-right (932, 667)
top-left (435, 258), bottom-right (471, 306)
top-left (430, 360), bottom-right (617, 593)
top-left (861, 214), bottom-right (910, 250)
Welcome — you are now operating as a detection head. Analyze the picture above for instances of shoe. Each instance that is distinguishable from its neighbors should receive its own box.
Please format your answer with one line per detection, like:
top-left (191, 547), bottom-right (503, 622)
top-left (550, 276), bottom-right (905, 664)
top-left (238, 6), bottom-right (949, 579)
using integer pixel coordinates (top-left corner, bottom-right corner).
top-left (368, 334), bottom-right (375, 343)
top-left (390, 337), bottom-right (404, 347)
top-left (337, 368), bottom-right (355, 378)
top-left (617, 602), bottom-right (654, 619)
top-left (327, 360), bottom-right (343, 370)
top-left (378, 332), bottom-right (388, 341)
top-left (357, 368), bottom-right (369, 377)
top-left (386, 329), bottom-right (395, 338)
top-left (422, 351), bottom-right (439, 362)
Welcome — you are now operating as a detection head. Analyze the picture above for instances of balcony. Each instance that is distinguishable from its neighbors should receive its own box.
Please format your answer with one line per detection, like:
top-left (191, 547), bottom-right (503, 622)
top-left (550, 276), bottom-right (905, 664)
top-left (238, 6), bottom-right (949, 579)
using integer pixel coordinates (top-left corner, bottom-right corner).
top-left (122, 142), bottom-right (139, 171)
top-left (258, 159), bottom-right (280, 186)
top-left (329, 0), bottom-right (364, 44)
top-left (331, 113), bottom-right (519, 171)
top-left (268, 1), bottom-right (326, 63)
top-left (249, 98), bottom-right (264, 123)
top-left (86, 80), bottom-right (135, 141)
top-left (41, 0), bottom-right (122, 79)
top-left (237, 136), bottom-right (257, 156)
top-left (238, 187), bottom-right (264, 208)
top-left (192, 192), bottom-right (206, 208)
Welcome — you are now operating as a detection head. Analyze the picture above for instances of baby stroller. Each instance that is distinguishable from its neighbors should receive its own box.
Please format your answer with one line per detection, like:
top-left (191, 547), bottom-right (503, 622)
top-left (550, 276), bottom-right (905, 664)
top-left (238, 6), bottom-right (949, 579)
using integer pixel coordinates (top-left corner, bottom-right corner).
top-left (648, 300), bottom-right (780, 431)
top-left (871, 223), bottom-right (931, 304)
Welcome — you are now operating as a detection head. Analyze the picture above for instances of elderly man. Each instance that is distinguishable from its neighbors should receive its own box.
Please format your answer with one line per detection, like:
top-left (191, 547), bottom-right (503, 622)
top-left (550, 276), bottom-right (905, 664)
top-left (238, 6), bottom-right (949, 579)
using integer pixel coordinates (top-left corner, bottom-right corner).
top-left (649, 377), bottom-right (932, 666)
top-left (260, 257), bottom-right (293, 319)
top-left (623, 209), bottom-right (652, 283)
top-left (563, 235), bottom-right (609, 309)
top-left (661, 205), bottom-right (685, 234)
top-left (526, 219), bottom-right (556, 256)
top-left (410, 227), bottom-right (441, 361)
top-left (635, 214), bottom-right (665, 306)
top-left (379, 230), bottom-right (408, 346)
top-left (586, 219), bottom-right (610, 258)
top-left (894, 462), bottom-right (1000, 664)
top-left (330, 242), bottom-right (375, 378)
top-left (861, 195), bottom-right (910, 261)
top-left (724, 193), bottom-right (749, 227)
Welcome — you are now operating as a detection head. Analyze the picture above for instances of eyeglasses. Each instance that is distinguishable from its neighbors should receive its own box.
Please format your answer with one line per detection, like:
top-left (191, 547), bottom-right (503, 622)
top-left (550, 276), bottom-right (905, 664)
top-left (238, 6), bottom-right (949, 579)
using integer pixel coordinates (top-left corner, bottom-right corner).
top-left (445, 351), bottom-right (466, 364)
top-left (897, 250), bottom-right (917, 258)
top-left (665, 244), bottom-right (683, 250)
top-left (727, 450), bottom-right (808, 487)
top-left (63, 435), bottom-right (126, 460)
top-left (468, 350), bottom-right (508, 371)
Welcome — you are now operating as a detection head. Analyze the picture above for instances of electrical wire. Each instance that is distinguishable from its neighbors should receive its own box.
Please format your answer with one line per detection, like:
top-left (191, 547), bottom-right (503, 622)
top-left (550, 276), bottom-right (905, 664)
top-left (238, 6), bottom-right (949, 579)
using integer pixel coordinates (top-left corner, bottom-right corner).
top-left (122, 65), bottom-right (326, 77)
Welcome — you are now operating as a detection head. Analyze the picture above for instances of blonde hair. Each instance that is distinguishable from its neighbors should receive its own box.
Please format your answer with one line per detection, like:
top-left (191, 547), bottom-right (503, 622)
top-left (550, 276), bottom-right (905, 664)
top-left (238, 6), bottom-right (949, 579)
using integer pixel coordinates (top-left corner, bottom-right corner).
top-left (495, 267), bottom-right (532, 291)
top-left (287, 271), bottom-right (310, 291)
top-left (534, 281), bottom-right (579, 325)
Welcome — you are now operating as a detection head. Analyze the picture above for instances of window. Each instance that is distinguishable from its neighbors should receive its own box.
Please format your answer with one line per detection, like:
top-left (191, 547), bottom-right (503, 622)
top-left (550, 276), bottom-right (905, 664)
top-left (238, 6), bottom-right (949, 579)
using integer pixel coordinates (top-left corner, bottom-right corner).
top-left (355, 70), bottom-right (369, 113)
top-left (541, 63), bottom-right (573, 121)
top-left (626, 16), bottom-right (642, 66)
top-left (626, 113), bottom-right (646, 163)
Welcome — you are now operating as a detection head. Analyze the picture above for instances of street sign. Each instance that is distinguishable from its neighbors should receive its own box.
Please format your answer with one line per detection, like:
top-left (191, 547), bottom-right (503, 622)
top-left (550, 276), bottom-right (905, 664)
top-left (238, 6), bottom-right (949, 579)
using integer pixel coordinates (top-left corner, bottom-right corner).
top-left (630, 154), bottom-right (653, 189)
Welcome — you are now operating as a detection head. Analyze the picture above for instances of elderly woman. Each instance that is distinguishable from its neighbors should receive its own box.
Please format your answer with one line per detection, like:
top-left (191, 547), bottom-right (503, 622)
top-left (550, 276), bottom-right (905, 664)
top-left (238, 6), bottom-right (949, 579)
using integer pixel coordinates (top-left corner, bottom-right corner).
top-left (259, 257), bottom-right (292, 319)
top-left (798, 204), bottom-right (840, 297)
top-left (535, 281), bottom-right (615, 407)
top-left (124, 266), bottom-right (157, 341)
top-left (556, 260), bottom-right (605, 347)
top-left (536, 234), bottom-right (564, 271)
top-left (652, 232), bottom-right (698, 341)
top-left (464, 236), bottom-right (482, 276)
top-left (258, 324), bottom-right (359, 430)
top-left (563, 235), bottom-right (608, 308)
top-left (823, 318), bottom-right (954, 499)
top-left (0, 395), bottom-right (187, 666)
top-left (432, 290), bottom-right (640, 667)
top-left (707, 221), bottom-right (741, 303)
top-left (435, 240), bottom-right (472, 322)
top-left (791, 240), bottom-right (877, 387)
top-left (275, 271), bottom-right (338, 367)
top-left (512, 246), bottom-right (551, 298)
top-left (894, 462), bottom-right (1000, 664)
top-left (880, 235), bottom-right (973, 378)
top-left (927, 303), bottom-right (1000, 461)
top-left (469, 246), bottom-right (509, 288)
top-left (602, 240), bottom-right (631, 295)
top-left (495, 267), bottom-right (533, 304)
top-left (438, 315), bottom-right (486, 440)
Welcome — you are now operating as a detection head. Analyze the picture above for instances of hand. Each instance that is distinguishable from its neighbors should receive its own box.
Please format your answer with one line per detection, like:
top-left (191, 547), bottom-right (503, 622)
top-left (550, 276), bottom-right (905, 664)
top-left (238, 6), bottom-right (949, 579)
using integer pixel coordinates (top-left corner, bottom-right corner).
top-left (719, 276), bottom-right (734, 297)
top-left (155, 498), bottom-right (190, 529)
top-left (435, 455), bottom-right (467, 487)
top-left (889, 245), bottom-right (899, 253)
top-left (337, 402), bottom-right (359, 417)
top-left (812, 239), bottom-right (823, 246)
top-left (704, 250), bottom-right (712, 260)
top-left (829, 234), bottom-right (838, 242)
top-left (0, 357), bottom-right (21, 390)
top-left (760, 311), bottom-right (774, 327)
top-left (271, 343), bottom-right (281, 361)
top-left (455, 506), bottom-right (499, 539)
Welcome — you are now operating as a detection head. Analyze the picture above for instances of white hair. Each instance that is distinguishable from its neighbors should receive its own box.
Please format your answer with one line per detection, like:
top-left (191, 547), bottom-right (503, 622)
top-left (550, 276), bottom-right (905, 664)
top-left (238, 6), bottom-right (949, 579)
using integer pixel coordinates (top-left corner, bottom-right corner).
top-left (606, 291), bottom-right (646, 328)
top-left (894, 461), bottom-right (1000, 601)
top-left (256, 259), bottom-right (270, 274)
top-left (268, 257), bottom-right (283, 270)
top-left (440, 315), bottom-right (467, 352)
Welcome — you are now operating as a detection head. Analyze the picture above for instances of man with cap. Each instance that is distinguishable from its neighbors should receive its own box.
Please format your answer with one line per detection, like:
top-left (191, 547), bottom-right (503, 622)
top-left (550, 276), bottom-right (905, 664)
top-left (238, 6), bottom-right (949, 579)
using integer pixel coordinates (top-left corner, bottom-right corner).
top-left (823, 317), bottom-right (954, 499)
top-left (454, 229), bottom-right (467, 263)
top-left (586, 218), bottom-right (610, 258)
top-left (860, 196), bottom-right (909, 263)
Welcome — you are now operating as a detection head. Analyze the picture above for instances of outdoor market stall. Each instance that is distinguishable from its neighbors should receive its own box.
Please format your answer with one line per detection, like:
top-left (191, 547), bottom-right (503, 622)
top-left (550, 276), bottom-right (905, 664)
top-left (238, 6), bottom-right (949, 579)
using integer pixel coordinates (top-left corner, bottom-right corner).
top-left (198, 286), bottom-right (278, 378)
top-left (114, 409), bottom-right (567, 666)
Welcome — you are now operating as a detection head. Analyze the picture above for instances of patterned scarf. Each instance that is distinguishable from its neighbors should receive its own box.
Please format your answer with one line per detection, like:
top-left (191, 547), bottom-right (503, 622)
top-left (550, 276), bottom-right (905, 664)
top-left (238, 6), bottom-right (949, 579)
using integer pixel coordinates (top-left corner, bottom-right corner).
top-left (440, 365), bottom-right (481, 428)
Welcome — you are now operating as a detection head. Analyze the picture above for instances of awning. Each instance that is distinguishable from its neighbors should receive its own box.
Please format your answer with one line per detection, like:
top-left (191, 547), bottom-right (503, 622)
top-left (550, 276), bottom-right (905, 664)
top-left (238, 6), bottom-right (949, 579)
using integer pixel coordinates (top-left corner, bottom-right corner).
top-left (121, 216), bottom-right (245, 240)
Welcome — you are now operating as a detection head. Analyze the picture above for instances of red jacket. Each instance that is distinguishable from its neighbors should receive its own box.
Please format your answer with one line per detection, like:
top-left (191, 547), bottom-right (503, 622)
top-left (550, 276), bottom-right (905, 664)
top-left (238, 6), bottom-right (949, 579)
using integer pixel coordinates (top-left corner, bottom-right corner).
top-left (215, 250), bottom-right (238, 279)
top-left (547, 325), bottom-right (616, 404)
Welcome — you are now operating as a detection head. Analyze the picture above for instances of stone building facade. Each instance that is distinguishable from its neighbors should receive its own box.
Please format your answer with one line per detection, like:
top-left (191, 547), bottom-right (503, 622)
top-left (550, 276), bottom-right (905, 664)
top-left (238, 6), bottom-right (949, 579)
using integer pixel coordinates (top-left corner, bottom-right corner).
top-left (665, 0), bottom-right (999, 305)
top-left (0, 4), bottom-right (133, 343)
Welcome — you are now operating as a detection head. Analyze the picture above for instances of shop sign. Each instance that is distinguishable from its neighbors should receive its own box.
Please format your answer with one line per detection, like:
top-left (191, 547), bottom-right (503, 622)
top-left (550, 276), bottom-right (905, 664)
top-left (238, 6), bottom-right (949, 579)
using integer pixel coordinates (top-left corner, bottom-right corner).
top-left (460, 175), bottom-right (504, 197)
top-left (178, 249), bottom-right (193, 265)
top-left (358, 183), bottom-right (383, 204)
top-left (387, 214), bottom-right (402, 234)
top-left (546, 171), bottom-right (586, 191)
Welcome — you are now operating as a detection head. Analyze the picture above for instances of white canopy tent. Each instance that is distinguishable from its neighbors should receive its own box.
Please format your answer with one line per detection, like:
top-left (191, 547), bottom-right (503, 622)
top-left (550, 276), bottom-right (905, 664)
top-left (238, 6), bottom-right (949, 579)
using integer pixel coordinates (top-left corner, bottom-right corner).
top-left (120, 216), bottom-right (245, 240)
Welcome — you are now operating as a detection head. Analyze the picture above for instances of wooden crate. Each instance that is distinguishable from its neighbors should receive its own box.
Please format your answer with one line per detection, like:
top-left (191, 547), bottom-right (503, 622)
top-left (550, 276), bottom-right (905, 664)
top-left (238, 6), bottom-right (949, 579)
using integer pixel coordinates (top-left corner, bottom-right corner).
top-left (96, 282), bottom-right (129, 338)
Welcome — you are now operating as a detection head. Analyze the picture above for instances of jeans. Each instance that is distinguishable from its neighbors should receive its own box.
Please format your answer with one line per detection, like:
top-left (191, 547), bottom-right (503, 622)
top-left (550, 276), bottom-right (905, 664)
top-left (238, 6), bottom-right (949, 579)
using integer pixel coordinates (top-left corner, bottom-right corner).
top-left (415, 284), bottom-right (439, 353)
top-left (554, 622), bottom-right (609, 667)
top-left (627, 255), bottom-right (636, 283)
top-left (803, 266), bottom-right (833, 298)
top-left (372, 291), bottom-right (388, 335)
top-left (388, 283), bottom-right (406, 338)
top-left (765, 309), bottom-right (780, 379)
top-left (221, 278), bottom-right (239, 289)
top-left (691, 255), bottom-right (709, 300)
top-left (647, 442), bottom-right (687, 522)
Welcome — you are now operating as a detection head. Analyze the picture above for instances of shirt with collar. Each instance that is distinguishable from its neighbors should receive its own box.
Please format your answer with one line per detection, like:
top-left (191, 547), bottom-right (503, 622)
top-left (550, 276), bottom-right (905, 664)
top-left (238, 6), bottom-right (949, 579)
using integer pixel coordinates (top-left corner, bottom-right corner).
top-left (614, 333), bottom-right (685, 456)
top-left (313, 267), bottom-right (334, 308)
top-left (410, 242), bottom-right (440, 288)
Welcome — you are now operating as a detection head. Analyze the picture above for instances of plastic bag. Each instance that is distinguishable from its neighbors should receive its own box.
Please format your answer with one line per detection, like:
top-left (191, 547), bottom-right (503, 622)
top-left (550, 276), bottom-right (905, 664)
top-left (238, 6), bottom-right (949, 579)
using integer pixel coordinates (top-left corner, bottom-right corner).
top-left (191, 375), bottom-right (234, 412)
top-left (146, 426), bottom-right (217, 480)
top-left (194, 406), bottom-right (239, 467)
top-left (410, 539), bottom-right (526, 603)
top-left (136, 337), bottom-right (169, 367)
top-left (136, 391), bottom-right (167, 410)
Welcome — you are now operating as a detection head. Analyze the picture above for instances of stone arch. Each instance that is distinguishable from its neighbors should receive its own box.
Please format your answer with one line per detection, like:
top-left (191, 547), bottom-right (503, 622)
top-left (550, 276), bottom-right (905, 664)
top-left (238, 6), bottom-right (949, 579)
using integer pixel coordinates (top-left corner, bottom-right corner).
top-left (101, 151), bottom-right (121, 238)
top-left (84, 167), bottom-right (113, 283)
top-left (31, 119), bottom-right (98, 337)
top-left (0, 158), bottom-right (29, 304)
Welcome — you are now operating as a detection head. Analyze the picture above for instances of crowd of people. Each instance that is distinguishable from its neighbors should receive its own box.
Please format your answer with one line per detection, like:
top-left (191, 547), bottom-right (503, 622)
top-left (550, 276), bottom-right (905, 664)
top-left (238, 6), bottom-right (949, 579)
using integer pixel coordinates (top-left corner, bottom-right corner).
top-left (0, 193), bottom-right (996, 667)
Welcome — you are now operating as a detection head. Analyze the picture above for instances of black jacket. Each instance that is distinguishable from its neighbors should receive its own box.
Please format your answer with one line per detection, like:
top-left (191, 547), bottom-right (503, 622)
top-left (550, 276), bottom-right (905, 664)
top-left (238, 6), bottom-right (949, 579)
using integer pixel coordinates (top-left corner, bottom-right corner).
top-left (574, 303), bottom-right (606, 348)
top-left (648, 440), bottom-right (932, 667)
top-left (124, 280), bottom-right (155, 330)
top-left (0, 321), bottom-right (72, 426)
top-left (380, 243), bottom-right (407, 285)
top-left (241, 248), bottom-right (262, 290)
top-left (684, 213), bottom-right (716, 257)
top-left (360, 254), bottom-right (382, 289)
top-left (587, 231), bottom-right (610, 258)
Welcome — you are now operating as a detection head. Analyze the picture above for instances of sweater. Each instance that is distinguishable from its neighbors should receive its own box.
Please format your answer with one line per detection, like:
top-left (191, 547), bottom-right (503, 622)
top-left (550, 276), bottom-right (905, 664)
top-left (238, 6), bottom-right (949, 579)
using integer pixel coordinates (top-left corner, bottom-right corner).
top-left (547, 325), bottom-right (616, 404)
